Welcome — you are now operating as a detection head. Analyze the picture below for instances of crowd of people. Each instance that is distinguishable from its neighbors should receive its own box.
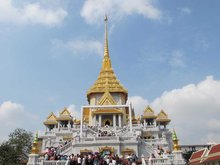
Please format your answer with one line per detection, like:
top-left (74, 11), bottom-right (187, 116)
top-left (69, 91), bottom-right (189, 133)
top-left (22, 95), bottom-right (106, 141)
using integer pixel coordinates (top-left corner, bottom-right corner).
top-left (69, 153), bottom-right (139, 165)
top-left (43, 148), bottom-right (140, 165)
top-left (44, 147), bottom-right (68, 161)
top-left (88, 125), bottom-right (117, 137)
top-left (98, 129), bottom-right (116, 137)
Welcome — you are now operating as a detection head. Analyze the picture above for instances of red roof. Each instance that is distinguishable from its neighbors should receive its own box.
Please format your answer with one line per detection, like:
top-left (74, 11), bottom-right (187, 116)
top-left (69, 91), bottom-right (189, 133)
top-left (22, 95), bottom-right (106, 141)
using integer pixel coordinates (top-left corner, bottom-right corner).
top-left (189, 149), bottom-right (206, 165)
top-left (190, 149), bottom-right (206, 160)
top-left (203, 155), bottom-right (220, 163)
top-left (189, 144), bottom-right (220, 164)
top-left (202, 144), bottom-right (220, 163)
top-left (208, 144), bottom-right (220, 155)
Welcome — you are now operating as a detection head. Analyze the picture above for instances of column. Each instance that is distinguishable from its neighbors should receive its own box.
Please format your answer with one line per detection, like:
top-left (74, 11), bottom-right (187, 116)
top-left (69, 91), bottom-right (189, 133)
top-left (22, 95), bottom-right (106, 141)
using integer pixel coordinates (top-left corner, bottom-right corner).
top-left (118, 114), bottom-right (122, 127)
top-left (68, 120), bottom-right (70, 129)
top-left (129, 104), bottom-right (133, 133)
top-left (99, 115), bottom-right (102, 127)
top-left (113, 114), bottom-right (116, 127)
top-left (144, 119), bottom-right (146, 127)
top-left (80, 107), bottom-right (83, 137)
top-left (93, 115), bottom-right (96, 126)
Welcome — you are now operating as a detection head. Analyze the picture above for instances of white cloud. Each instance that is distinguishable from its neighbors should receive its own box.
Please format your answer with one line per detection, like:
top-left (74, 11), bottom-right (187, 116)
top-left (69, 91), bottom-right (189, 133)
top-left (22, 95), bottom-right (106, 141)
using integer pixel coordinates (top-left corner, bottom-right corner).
top-left (67, 104), bottom-right (81, 119)
top-left (0, 0), bottom-right (67, 26)
top-left (127, 96), bottom-right (149, 116)
top-left (151, 76), bottom-right (220, 144)
top-left (128, 76), bottom-right (220, 144)
top-left (81, 0), bottom-right (162, 24)
top-left (0, 101), bottom-right (39, 143)
top-left (169, 50), bottom-right (186, 68)
top-left (179, 7), bottom-right (192, 15)
top-left (51, 39), bottom-right (103, 57)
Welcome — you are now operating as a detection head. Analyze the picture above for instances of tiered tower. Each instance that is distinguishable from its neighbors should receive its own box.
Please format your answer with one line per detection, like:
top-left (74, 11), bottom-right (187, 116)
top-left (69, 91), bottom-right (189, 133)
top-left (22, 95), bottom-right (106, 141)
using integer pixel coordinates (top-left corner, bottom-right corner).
top-left (84, 16), bottom-right (130, 128)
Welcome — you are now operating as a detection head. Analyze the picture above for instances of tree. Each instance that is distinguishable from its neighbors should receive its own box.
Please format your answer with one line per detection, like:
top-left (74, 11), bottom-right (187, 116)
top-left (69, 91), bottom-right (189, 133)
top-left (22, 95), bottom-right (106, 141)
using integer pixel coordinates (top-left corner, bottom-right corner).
top-left (0, 128), bottom-right (33, 165)
top-left (8, 128), bottom-right (33, 155)
top-left (0, 142), bottom-right (19, 165)
top-left (183, 150), bottom-right (193, 163)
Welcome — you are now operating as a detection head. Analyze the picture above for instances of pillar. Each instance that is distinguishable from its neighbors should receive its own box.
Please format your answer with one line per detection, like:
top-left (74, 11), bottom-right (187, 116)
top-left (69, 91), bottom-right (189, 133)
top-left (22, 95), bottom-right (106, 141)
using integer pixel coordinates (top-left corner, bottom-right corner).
top-left (58, 122), bottom-right (60, 129)
top-left (129, 104), bottom-right (132, 133)
top-left (93, 115), bottom-right (96, 125)
top-left (119, 114), bottom-right (122, 127)
top-left (113, 114), bottom-right (116, 127)
top-left (144, 119), bottom-right (146, 127)
top-left (99, 115), bottom-right (102, 127)
top-left (80, 107), bottom-right (83, 137)
top-left (68, 120), bottom-right (70, 129)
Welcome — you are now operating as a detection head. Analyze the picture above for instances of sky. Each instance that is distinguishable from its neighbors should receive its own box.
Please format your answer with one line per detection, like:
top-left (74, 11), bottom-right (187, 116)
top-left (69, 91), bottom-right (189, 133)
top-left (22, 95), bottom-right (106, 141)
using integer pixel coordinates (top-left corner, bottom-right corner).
top-left (0, 0), bottom-right (220, 145)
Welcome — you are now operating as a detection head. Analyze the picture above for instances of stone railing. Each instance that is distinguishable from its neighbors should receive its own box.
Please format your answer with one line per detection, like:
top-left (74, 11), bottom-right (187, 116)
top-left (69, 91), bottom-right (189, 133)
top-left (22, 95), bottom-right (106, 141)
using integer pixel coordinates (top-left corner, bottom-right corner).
top-left (148, 158), bottom-right (171, 165)
top-left (27, 157), bottom-right (69, 165)
top-left (43, 160), bottom-right (69, 165)
top-left (56, 141), bottom-right (72, 155)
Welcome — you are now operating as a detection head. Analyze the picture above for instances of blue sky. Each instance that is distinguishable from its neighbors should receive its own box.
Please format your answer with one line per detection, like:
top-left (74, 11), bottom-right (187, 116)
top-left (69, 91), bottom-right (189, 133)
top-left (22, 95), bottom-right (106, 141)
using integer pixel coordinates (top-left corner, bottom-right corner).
top-left (0, 0), bottom-right (220, 144)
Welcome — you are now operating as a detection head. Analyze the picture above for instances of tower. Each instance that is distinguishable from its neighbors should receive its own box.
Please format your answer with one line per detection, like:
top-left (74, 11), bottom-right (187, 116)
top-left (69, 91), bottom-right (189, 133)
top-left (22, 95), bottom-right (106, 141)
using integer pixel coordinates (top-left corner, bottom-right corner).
top-left (85, 16), bottom-right (129, 127)
top-left (86, 16), bottom-right (128, 106)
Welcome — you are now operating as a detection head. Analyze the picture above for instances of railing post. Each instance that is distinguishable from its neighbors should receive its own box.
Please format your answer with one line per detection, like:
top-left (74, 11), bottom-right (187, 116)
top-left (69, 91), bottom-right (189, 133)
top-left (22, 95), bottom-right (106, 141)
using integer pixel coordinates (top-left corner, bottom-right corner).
top-left (80, 106), bottom-right (83, 137)
top-left (129, 104), bottom-right (133, 133)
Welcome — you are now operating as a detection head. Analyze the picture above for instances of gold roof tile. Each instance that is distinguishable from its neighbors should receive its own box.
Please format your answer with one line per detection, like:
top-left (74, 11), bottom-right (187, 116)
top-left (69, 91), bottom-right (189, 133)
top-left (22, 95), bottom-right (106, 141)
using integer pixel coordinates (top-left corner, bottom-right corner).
top-left (44, 112), bottom-right (58, 125)
top-left (142, 106), bottom-right (157, 119)
top-left (156, 110), bottom-right (171, 122)
top-left (57, 107), bottom-right (73, 121)
top-left (92, 109), bottom-right (123, 114)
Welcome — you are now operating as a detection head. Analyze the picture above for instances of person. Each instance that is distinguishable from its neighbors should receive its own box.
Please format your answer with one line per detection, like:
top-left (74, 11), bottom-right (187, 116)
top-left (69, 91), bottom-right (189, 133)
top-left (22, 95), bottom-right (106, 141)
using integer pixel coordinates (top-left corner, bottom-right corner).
top-left (77, 155), bottom-right (82, 165)
top-left (44, 153), bottom-right (49, 160)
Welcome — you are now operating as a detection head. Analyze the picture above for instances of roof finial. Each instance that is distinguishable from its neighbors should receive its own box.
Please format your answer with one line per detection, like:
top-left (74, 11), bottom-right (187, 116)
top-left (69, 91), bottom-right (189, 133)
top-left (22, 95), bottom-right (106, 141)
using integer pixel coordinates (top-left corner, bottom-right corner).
top-left (172, 129), bottom-right (180, 151)
top-left (31, 131), bottom-right (39, 154)
top-left (102, 15), bottom-right (112, 69)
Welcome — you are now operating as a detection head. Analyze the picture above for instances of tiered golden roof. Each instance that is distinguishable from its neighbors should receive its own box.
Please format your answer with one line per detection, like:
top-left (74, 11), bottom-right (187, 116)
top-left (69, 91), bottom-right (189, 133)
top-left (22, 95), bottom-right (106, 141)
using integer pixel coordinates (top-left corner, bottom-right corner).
top-left (44, 112), bottom-right (58, 125)
top-left (57, 108), bottom-right (73, 121)
top-left (156, 110), bottom-right (171, 123)
top-left (142, 106), bottom-right (157, 119)
top-left (87, 16), bottom-right (127, 100)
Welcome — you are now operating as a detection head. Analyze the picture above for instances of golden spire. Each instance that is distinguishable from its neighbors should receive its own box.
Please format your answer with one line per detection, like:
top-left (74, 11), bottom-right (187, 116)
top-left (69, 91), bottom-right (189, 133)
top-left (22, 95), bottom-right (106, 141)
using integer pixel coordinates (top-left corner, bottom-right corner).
top-left (102, 15), bottom-right (112, 69)
top-left (31, 131), bottom-right (39, 154)
top-left (172, 129), bottom-right (180, 151)
top-left (87, 16), bottom-right (127, 101)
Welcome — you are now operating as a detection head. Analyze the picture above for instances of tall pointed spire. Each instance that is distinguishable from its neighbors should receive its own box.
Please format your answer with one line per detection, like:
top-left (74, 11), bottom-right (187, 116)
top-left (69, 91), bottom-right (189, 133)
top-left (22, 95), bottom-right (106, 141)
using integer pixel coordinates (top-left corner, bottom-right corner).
top-left (87, 16), bottom-right (127, 101)
top-left (102, 15), bottom-right (112, 69)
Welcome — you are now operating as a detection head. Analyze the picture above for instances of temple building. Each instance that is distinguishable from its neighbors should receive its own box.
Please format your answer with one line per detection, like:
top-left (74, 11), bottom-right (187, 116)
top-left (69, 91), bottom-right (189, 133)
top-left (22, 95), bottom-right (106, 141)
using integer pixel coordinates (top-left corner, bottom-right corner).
top-left (27, 17), bottom-right (185, 165)
top-left (189, 144), bottom-right (220, 165)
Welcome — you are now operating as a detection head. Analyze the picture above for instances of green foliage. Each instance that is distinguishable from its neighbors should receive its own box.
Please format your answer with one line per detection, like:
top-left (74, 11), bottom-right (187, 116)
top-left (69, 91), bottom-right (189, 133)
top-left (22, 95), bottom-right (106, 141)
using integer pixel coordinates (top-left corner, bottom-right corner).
top-left (0, 142), bottom-right (19, 165)
top-left (0, 128), bottom-right (33, 165)
top-left (8, 128), bottom-right (33, 155)
top-left (183, 150), bottom-right (193, 163)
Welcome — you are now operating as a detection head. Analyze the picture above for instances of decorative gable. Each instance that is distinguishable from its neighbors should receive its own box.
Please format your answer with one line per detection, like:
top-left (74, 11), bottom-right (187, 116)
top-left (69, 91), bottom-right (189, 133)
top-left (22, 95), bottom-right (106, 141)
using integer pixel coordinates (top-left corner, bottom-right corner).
top-left (157, 110), bottom-right (168, 119)
top-left (156, 109), bottom-right (171, 123)
top-left (98, 91), bottom-right (116, 105)
top-left (59, 108), bottom-right (71, 116)
top-left (142, 106), bottom-right (156, 119)
top-left (47, 112), bottom-right (57, 121)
